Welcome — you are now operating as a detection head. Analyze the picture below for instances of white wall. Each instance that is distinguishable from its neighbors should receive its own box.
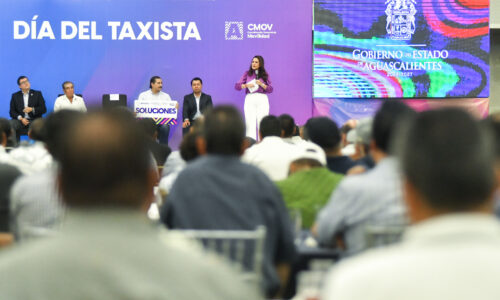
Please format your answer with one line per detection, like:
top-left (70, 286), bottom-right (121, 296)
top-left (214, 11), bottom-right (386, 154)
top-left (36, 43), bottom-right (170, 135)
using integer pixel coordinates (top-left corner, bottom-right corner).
top-left (492, 1), bottom-right (500, 28)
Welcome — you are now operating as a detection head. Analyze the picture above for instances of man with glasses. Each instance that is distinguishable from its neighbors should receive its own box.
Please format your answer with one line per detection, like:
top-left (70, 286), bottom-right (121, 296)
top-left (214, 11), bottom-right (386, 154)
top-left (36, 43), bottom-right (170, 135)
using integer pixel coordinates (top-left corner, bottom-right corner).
top-left (9, 76), bottom-right (47, 142)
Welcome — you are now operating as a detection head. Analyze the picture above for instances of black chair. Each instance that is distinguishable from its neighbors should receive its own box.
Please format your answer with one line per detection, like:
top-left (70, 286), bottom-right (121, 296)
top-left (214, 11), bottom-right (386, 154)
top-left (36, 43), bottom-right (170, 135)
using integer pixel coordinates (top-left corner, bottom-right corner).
top-left (102, 94), bottom-right (127, 108)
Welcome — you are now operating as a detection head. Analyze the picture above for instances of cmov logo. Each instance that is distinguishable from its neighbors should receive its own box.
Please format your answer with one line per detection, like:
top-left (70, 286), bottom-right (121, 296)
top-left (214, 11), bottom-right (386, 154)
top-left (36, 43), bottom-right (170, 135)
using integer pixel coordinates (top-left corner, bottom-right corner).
top-left (246, 23), bottom-right (276, 39)
top-left (225, 21), bottom-right (243, 40)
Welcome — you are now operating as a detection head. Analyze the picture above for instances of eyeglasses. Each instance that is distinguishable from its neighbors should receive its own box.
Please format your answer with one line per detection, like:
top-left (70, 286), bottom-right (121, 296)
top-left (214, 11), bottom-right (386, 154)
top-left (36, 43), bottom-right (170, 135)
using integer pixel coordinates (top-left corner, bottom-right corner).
top-left (19, 80), bottom-right (29, 85)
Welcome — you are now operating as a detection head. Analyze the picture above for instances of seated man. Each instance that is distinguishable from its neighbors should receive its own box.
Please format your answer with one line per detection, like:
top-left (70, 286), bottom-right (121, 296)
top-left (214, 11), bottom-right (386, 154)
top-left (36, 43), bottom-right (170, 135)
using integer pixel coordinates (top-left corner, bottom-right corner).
top-left (0, 119), bottom-right (22, 247)
top-left (242, 115), bottom-right (300, 181)
top-left (138, 76), bottom-right (178, 145)
top-left (315, 101), bottom-right (415, 256)
top-left (276, 143), bottom-right (343, 229)
top-left (161, 106), bottom-right (296, 298)
top-left (137, 118), bottom-right (171, 166)
top-left (182, 77), bottom-right (213, 135)
top-left (54, 81), bottom-right (87, 112)
top-left (9, 111), bottom-right (82, 241)
top-left (0, 110), bottom-right (260, 300)
top-left (322, 108), bottom-right (500, 300)
top-left (9, 76), bottom-right (47, 142)
top-left (8, 118), bottom-right (53, 175)
top-left (304, 117), bottom-right (356, 175)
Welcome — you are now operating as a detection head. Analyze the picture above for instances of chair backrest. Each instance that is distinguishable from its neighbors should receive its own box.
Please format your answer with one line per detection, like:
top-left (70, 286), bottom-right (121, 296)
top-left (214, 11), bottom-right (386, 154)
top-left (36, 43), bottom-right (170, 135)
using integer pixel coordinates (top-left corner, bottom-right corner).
top-left (102, 94), bottom-right (127, 108)
top-left (364, 224), bottom-right (405, 249)
top-left (168, 226), bottom-right (266, 289)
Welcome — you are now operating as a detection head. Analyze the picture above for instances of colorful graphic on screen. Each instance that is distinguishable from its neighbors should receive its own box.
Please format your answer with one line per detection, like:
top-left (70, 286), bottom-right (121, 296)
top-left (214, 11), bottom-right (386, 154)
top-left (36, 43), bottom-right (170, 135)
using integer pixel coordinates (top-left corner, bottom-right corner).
top-left (313, 0), bottom-right (489, 98)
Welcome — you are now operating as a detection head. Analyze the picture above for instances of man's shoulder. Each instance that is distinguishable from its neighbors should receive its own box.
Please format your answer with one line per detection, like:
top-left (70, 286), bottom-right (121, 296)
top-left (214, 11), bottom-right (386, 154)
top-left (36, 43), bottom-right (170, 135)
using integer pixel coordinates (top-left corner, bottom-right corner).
top-left (54, 95), bottom-right (65, 101)
top-left (138, 90), bottom-right (150, 97)
top-left (183, 93), bottom-right (194, 100)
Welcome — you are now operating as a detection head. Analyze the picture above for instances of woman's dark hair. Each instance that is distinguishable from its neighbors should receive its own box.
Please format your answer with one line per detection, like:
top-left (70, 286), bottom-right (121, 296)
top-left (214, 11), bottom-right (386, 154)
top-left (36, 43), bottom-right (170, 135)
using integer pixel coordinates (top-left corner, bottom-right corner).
top-left (247, 55), bottom-right (269, 82)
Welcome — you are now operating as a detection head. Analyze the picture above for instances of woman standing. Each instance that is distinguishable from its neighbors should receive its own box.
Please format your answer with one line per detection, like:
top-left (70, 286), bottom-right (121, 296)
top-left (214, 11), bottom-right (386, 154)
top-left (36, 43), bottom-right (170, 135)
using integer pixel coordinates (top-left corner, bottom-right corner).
top-left (235, 55), bottom-right (273, 140)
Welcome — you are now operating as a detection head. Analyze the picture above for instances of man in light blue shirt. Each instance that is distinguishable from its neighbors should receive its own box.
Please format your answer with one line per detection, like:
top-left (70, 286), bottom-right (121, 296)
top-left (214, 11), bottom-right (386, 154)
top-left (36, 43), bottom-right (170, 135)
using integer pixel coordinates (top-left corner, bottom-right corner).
top-left (315, 101), bottom-right (415, 256)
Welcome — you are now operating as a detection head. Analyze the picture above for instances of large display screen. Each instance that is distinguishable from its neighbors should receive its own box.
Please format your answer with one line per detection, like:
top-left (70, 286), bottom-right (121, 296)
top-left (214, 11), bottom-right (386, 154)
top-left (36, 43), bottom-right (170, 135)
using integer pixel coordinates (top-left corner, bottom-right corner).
top-left (313, 0), bottom-right (489, 98)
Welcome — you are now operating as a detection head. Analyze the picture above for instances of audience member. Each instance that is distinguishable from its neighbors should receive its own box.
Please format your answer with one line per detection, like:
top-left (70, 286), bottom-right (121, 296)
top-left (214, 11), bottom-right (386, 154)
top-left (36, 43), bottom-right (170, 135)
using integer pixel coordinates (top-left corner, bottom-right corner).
top-left (346, 117), bottom-right (375, 175)
top-left (304, 117), bottom-right (356, 174)
top-left (315, 101), bottom-right (415, 256)
top-left (138, 118), bottom-right (172, 166)
top-left (484, 113), bottom-right (500, 217)
top-left (158, 128), bottom-right (204, 195)
top-left (279, 114), bottom-right (303, 145)
top-left (161, 106), bottom-right (296, 298)
top-left (322, 108), bottom-right (499, 300)
top-left (0, 110), bottom-right (261, 300)
top-left (276, 143), bottom-right (343, 228)
top-left (9, 110), bottom-right (83, 241)
top-left (53, 81), bottom-right (87, 112)
top-left (340, 120), bottom-right (356, 156)
top-left (9, 76), bottom-right (47, 142)
top-left (8, 118), bottom-right (53, 175)
top-left (0, 119), bottom-right (16, 164)
top-left (0, 119), bottom-right (22, 247)
top-left (243, 115), bottom-right (299, 181)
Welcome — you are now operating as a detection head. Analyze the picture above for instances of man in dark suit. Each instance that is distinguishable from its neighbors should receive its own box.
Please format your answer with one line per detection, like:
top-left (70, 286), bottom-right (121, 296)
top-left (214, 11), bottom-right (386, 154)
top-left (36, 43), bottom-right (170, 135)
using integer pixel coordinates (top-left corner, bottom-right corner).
top-left (9, 76), bottom-right (47, 142)
top-left (182, 77), bottom-right (213, 135)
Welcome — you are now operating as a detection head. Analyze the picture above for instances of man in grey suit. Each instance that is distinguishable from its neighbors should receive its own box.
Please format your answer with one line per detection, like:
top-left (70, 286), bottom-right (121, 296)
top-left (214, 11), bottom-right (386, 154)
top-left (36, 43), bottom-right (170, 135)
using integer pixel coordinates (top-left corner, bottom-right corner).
top-left (182, 77), bottom-right (213, 135)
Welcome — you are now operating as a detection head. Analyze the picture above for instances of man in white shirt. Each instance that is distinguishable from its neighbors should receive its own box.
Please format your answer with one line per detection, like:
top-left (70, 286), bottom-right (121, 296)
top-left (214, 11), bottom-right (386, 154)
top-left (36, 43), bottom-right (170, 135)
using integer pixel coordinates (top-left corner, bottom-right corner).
top-left (138, 76), bottom-right (177, 145)
top-left (53, 81), bottom-right (87, 113)
top-left (322, 108), bottom-right (500, 300)
top-left (0, 111), bottom-right (261, 300)
top-left (242, 115), bottom-right (300, 181)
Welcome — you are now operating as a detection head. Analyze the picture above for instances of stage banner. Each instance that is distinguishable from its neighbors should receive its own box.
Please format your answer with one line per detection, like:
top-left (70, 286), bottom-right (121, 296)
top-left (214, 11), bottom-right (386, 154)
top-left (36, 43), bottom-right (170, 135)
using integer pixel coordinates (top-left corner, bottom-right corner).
top-left (134, 101), bottom-right (178, 125)
top-left (314, 0), bottom-right (489, 98)
top-left (0, 0), bottom-right (312, 147)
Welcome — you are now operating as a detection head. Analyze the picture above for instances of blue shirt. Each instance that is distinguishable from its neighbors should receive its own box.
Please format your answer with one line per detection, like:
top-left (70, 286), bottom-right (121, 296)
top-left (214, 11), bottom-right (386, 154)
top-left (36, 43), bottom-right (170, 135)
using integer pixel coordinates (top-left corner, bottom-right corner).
top-left (161, 154), bottom-right (296, 297)
top-left (316, 157), bottom-right (407, 256)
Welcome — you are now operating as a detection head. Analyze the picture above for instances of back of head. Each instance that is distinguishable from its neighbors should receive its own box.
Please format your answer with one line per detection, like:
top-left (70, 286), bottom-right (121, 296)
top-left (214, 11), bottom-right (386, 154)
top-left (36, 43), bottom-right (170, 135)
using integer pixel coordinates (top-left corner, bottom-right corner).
top-left (204, 105), bottom-right (245, 155)
top-left (180, 120), bottom-right (204, 162)
top-left (401, 108), bottom-right (495, 213)
top-left (0, 118), bottom-right (11, 145)
top-left (278, 114), bottom-right (295, 138)
top-left (43, 110), bottom-right (84, 160)
top-left (484, 113), bottom-right (500, 162)
top-left (303, 117), bottom-right (341, 151)
top-left (28, 118), bottom-right (46, 142)
top-left (373, 101), bottom-right (415, 154)
top-left (259, 115), bottom-right (281, 138)
top-left (137, 118), bottom-right (157, 139)
top-left (58, 111), bottom-right (151, 208)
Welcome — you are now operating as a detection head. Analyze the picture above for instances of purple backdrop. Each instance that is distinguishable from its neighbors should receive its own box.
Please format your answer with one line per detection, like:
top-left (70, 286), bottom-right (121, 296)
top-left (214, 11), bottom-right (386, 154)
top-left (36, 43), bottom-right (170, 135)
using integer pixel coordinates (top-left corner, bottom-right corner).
top-left (0, 0), bottom-right (313, 148)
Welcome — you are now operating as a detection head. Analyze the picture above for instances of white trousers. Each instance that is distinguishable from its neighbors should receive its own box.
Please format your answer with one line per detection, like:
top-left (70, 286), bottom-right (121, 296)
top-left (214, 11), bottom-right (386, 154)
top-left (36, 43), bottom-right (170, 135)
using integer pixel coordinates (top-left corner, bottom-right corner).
top-left (244, 93), bottom-right (269, 140)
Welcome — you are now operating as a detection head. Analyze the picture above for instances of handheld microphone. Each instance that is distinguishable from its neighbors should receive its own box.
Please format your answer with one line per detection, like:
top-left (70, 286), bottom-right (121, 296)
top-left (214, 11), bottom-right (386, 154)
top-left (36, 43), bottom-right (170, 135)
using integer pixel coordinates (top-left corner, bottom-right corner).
top-left (255, 69), bottom-right (259, 79)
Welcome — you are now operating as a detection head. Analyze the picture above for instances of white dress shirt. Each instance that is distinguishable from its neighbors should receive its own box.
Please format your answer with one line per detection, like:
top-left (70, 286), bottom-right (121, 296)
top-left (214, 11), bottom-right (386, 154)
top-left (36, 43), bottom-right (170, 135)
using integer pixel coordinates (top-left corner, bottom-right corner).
top-left (19, 91), bottom-right (30, 120)
top-left (322, 214), bottom-right (500, 300)
top-left (53, 94), bottom-right (87, 112)
top-left (137, 89), bottom-right (172, 103)
top-left (242, 136), bottom-right (300, 181)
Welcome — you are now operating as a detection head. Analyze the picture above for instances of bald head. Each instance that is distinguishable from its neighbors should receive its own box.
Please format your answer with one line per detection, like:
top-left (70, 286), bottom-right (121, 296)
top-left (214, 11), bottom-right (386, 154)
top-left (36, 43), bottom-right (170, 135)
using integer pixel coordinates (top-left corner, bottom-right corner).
top-left (58, 111), bottom-right (152, 209)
